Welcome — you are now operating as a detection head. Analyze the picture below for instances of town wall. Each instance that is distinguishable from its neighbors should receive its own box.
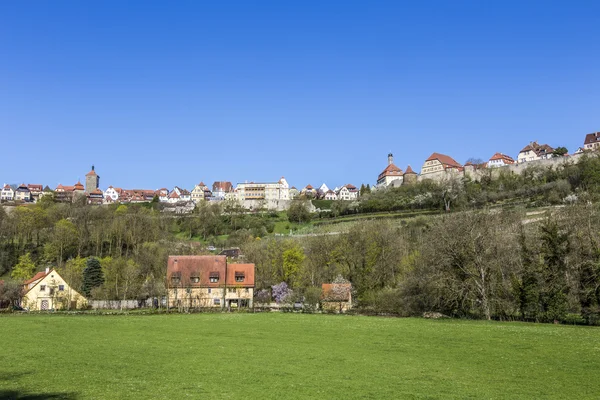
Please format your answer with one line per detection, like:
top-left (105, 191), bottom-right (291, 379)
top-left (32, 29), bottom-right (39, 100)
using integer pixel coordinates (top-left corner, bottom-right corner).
top-left (418, 153), bottom-right (585, 183)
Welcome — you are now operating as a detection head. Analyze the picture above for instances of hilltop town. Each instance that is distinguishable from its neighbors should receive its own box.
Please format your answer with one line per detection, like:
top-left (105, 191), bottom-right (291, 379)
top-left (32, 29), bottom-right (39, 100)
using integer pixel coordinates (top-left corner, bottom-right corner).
top-left (2, 132), bottom-right (598, 212)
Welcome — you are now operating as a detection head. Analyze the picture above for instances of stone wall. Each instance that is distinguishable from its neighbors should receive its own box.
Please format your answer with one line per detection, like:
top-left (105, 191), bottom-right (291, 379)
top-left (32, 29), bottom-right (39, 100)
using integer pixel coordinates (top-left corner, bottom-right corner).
top-left (418, 154), bottom-right (583, 183)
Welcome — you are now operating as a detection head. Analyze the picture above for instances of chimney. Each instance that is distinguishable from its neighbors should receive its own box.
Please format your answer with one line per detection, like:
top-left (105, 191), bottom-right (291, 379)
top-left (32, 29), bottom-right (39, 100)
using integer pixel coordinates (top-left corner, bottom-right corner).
top-left (388, 153), bottom-right (394, 165)
top-left (45, 267), bottom-right (50, 274)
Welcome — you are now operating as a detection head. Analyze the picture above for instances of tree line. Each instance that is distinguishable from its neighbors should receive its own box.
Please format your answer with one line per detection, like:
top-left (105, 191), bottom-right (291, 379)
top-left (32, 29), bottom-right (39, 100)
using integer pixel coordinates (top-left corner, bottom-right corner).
top-left (242, 204), bottom-right (600, 324)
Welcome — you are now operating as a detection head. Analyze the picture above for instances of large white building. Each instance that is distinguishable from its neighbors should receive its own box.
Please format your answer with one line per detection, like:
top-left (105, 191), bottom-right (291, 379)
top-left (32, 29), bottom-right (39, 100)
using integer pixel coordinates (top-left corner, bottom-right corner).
top-left (235, 177), bottom-right (290, 202)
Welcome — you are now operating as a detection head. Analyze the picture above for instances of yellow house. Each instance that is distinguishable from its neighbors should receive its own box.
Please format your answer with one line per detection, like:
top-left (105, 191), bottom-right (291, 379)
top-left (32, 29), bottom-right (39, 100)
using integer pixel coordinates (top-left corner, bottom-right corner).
top-left (22, 268), bottom-right (87, 311)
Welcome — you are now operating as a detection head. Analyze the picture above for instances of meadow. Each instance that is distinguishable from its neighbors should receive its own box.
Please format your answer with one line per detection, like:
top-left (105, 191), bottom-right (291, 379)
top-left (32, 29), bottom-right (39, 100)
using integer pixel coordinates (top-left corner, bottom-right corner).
top-left (1, 313), bottom-right (599, 399)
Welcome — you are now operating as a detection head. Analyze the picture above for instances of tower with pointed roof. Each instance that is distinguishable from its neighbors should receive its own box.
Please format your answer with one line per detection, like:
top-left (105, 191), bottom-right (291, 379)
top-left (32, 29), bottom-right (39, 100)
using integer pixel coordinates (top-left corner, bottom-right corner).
top-left (403, 165), bottom-right (418, 185)
top-left (85, 165), bottom-right (100, 194)
top-left (377, 153), bottom-right (403, 187)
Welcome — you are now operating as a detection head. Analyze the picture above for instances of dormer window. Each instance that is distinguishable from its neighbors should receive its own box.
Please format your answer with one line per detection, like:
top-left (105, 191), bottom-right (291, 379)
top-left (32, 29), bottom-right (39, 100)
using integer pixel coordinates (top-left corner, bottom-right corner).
top-left (191, 276), bottom-right (200, 283)
top-left (171, 271), bottom-right (181, 285)
top-left (235, 272), bottom-right (245, 282)
top-left (209, 272), bottom-right (220, 283)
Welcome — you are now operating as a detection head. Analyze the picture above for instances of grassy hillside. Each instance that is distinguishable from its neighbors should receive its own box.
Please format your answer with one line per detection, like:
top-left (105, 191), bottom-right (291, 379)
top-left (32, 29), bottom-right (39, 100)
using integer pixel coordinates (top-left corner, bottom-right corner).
top-left (1, 313), bottom-right (599, 399)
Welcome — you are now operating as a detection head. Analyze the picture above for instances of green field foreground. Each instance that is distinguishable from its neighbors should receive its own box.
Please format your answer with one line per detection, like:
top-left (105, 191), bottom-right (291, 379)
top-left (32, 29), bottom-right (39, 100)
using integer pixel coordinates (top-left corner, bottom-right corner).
top-left (1, 314), bottom-right (599, 399)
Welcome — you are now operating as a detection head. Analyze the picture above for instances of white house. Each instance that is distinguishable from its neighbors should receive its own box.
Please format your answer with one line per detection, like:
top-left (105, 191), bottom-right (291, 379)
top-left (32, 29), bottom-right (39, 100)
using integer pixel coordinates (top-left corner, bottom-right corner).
top-left (21, 268), bottom-right (87, 311)
top-left (517, 142), bottom-right (554, 163)
top-left (1, 184), bottom-right (14, 202)
top-left (324, 190), bottom-right (338, 200)
top-left (104, 186), bottom-right (123, 202)
top-left (14, 184), bottom-right (31, 202)
top-left (336, 184), bottom-right (359, 201)
top-left (172, 186), bottom-right (192, 202)
top-left (583, 132), bottom-right (600, 151)
top-left (488, 153), bottom-right (515, 168)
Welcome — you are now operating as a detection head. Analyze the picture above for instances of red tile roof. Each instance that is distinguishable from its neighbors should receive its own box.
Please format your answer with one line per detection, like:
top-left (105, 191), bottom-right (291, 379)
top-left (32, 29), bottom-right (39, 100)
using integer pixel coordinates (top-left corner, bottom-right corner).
top-left (489, 152), bottom-right (515, 163)
top-left (426, 152), bottom-right (463, 170)
top-left (404, 165), bottom-right (416, 174)
top-left (74, 181), bottom-right (84, 191)
top-left (167, 256), bottom-right (255, 287)
top-left (23, 271), bottom-right (48, 286)
top-left (378, 163), bottom-right (403, 180)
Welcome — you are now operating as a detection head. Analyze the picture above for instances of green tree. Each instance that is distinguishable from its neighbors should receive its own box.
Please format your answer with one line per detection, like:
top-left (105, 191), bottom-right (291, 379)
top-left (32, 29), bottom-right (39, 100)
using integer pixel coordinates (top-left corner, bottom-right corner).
top-left (282, 246), bottom-right (305, 287)
top-left (552, 146), bottom-right (568, 157)
top-left (288, 201), bottom-right (311, 223)
top-left (45, 219), bottom-right (79, 265)
top-left (538, 219), bottom-right (570, 321)
top-left (11, 253), bottom-right (36, 280)
top-left (82, 257), bottom-right (105, 297)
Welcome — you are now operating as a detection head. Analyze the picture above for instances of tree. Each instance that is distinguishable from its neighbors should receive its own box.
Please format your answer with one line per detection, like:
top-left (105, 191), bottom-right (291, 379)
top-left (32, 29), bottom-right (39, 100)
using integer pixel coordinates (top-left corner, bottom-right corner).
top-left (44, 219), bottom-right (78, 265)
top-left (82, 257), bottom-right (105, 297)
top-left (11, 253), bottom-right (36, 280)
top-left (538, 219), bottom-right (570, 321)
top-left (465, 157), bottom-right (484, 165)
top-left (288, 201), bottom-right (311, 223)
top-left (271, 282), bottom-right (292, 304)
top-left (282, 246), bottom-right (305, 287)
top-left (553, 147), bottom-right (568, 157)
top-left (0, 280), bottom-right (24, 308)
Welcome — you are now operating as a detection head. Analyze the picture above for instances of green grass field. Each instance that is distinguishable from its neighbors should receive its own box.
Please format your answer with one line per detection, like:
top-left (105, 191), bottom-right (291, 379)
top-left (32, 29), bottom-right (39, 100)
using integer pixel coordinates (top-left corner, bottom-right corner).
top-left (1, 314), bottom-right (599, 399)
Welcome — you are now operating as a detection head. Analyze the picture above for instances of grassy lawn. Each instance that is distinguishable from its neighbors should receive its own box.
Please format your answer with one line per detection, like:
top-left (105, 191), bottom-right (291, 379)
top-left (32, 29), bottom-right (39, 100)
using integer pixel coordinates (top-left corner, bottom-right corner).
top-left (1, 314), bottom-right (599, 399)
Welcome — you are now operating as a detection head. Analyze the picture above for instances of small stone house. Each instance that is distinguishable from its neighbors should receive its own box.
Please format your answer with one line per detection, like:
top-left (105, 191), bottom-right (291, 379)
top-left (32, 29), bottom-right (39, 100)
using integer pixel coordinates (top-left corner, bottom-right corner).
top-left (21, 268), bottom-right (87, 311)
top-left (321, 282), bottom-right (352, 313)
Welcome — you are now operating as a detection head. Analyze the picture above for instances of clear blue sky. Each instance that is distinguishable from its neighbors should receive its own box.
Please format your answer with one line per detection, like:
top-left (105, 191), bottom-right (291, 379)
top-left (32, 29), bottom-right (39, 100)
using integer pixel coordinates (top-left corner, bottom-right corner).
top-left (1, 1), bottom-right (598, 190)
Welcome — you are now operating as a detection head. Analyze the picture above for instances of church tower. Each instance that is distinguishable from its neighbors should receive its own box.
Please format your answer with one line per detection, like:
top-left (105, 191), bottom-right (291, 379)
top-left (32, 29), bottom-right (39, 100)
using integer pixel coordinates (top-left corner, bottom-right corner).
top-left (85, 165), bottom-right (100, 194)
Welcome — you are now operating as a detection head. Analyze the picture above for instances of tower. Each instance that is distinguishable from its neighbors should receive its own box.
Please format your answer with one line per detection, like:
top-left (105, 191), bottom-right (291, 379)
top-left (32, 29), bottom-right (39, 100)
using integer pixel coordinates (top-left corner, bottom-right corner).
top-left (388, 153), bottom-right (394, 165)
top-left (85, 165), bottom-right (100, 194)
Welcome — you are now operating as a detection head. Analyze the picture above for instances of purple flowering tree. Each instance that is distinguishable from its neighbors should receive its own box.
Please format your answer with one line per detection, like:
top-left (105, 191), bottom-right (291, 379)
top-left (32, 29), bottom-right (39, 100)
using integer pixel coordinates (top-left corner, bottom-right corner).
top-left (271, 282), bottom-right (292, 304)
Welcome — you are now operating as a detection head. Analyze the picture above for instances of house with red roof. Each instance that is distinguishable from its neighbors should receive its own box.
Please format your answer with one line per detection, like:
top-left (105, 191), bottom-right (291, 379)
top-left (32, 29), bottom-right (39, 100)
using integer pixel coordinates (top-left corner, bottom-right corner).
top-left (321, 282), bottom-right (352, 313)
top-left (488, 153), bottom-right (515, 168)
top-left (167, 255), bottom-right (255, 309)
top-left (21, 268), bottom-right (87, 311)
top-left (421, 152), bottom-right (463, 176)
top-left (377, 153), bottom-right (404, 187)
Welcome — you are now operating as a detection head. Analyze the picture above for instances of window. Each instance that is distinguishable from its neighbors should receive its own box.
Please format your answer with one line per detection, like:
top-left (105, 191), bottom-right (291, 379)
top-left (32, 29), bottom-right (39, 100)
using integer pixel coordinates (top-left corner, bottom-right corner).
top-left (245, 288), bottom-right (249, 293)
top-left (213, 298), bottom-right (220, 305)
top-left (208, 288), bottom-right (212, 294)
top-left (209, 272), bottom-right (219, 283)
top-left (235, 272), bottom-right (245, 282)
top-left (40, 285), bottom-right (46, 291)
top-left (58, 285), bottom-right (65, 291)
top-left (191, 277), bottom-right (199, 283)
top-left (228, 288), bottom-right (236, 293)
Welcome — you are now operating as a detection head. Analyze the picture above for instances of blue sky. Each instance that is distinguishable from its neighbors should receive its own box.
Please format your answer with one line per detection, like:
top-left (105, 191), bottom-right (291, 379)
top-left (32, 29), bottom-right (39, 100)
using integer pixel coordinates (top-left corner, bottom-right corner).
top-left (1, 1), bottom-right (598, 190)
